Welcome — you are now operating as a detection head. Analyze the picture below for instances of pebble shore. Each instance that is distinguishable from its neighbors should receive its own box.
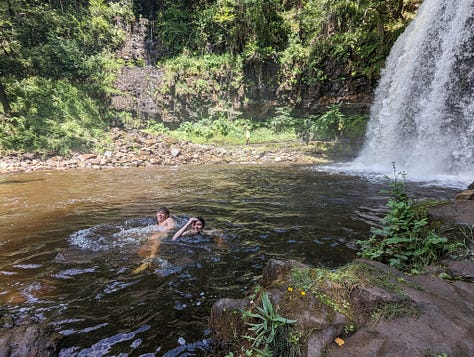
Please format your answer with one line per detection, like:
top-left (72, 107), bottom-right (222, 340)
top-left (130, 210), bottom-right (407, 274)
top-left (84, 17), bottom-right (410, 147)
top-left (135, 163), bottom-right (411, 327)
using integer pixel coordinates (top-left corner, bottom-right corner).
top-left (0, 129), bottom-right (328, 173)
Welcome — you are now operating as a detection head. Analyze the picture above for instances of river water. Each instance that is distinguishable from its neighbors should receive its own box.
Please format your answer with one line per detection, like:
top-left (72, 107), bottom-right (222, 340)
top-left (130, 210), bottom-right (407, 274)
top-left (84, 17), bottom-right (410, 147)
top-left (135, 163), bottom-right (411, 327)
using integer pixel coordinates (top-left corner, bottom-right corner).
top-left (0, 164), bottom-right (460, 356)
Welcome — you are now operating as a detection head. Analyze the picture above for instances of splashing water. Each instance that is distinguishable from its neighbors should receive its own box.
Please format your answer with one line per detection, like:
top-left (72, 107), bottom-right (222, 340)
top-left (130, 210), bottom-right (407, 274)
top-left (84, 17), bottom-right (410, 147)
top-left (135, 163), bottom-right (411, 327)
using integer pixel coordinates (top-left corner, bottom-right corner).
top-left (354, 0), bottom-right (474, 183)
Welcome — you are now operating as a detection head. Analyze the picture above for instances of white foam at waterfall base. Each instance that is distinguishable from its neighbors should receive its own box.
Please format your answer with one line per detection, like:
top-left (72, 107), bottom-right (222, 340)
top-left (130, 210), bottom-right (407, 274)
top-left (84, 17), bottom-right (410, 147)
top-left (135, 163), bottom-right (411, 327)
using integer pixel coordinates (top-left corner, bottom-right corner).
top-left (320, 161), bottom-right (470, 190)
top-left (352, 0), bottom-right (474, 186)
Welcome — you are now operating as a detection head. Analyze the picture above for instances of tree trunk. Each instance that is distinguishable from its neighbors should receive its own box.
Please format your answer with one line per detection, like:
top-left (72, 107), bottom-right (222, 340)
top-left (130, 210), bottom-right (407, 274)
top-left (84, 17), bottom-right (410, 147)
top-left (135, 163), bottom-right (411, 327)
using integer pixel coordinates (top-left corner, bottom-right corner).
top-left (0, 79), bottom-right (11, 115)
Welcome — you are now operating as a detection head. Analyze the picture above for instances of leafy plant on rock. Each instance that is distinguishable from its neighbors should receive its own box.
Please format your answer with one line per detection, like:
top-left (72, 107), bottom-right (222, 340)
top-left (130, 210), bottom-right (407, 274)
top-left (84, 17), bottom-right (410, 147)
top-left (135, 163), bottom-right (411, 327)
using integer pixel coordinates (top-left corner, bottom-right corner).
top-left (241, 292), bottom-right (297, 356)
top-left (357, 164), bottom-right (448, 274)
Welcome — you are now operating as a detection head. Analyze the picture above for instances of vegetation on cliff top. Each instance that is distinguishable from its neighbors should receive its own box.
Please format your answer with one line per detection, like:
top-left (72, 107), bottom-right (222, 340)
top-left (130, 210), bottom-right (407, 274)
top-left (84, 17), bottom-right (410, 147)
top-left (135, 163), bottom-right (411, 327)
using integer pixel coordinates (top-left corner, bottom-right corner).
top-left (1, 0), bottom-right (420, 154)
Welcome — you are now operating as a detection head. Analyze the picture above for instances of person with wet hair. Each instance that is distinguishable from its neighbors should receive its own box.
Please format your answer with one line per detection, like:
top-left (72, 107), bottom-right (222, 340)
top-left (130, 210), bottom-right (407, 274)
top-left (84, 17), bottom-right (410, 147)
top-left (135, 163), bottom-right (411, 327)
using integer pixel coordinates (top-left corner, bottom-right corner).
top-left (133, 207), bottom-right (176, 274)
top-left (155, 207), bottom-right (176, 231)
top-left (172, 217), bottom-right (206, 240)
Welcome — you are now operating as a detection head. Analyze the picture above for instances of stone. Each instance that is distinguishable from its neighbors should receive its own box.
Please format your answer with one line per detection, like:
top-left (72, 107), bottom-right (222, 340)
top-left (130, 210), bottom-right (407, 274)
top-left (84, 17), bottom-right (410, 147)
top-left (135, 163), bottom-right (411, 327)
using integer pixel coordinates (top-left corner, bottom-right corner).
top-left (209, 297), bottom-right (249, 352)
top-left (455, 189), bottom-right (474, 200)
top-left (210, 259), bottom-right (474, 357)
top-left (261, 259), bottom-right (306, 287)
top-left (0, 322), bottom-right (62, 357)
top-left (428, 200), bottom-right (474, 226)
top-left (170, 148), bottom-right (181, 157)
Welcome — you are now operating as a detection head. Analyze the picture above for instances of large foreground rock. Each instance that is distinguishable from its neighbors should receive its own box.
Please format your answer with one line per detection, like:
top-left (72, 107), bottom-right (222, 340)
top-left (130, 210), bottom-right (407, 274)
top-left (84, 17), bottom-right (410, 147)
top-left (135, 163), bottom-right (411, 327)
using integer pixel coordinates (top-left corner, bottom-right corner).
top-left (325, 260), bottom-right (474, 357)
top-left (0, 321), bottom-right (61, 357)
top-left (210, 259), bottom-right (474, 356)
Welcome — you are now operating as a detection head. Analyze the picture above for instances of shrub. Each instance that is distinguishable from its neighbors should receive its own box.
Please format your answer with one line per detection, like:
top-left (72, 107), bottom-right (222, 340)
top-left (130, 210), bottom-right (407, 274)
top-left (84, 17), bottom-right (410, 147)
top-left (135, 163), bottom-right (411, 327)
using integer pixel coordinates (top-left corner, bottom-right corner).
top-left (357, 165), bottom-right (448, 274)
top-left (1, 77), bottom-right (109, 154)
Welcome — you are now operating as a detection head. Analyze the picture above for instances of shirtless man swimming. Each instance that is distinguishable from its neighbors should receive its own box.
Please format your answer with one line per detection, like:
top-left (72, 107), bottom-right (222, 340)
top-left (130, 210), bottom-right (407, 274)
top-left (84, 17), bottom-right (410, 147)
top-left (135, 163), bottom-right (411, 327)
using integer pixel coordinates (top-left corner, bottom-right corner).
top-left (156, 207), bottom-right (176, 231)
top-left (133, 207), bottom-right (176, 274)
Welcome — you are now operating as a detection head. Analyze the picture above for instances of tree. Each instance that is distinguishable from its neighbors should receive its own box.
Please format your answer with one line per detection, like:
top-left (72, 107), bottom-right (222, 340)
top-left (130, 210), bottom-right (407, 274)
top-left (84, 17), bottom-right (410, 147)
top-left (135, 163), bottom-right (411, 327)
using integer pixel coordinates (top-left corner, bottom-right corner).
top-left (0, 79), bottom-right (11, 115)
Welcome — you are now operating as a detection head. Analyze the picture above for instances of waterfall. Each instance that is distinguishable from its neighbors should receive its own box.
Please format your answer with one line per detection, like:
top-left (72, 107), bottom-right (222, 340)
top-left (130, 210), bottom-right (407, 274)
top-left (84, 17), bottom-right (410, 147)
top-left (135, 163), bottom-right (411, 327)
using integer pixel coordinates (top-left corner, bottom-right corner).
top-left (354, 0), bottom-right (474, 183)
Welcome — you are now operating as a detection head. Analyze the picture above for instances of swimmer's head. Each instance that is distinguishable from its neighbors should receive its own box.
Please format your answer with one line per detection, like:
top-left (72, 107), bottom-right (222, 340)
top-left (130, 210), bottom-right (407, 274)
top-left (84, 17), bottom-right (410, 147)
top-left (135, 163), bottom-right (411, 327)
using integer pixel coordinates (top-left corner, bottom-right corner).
top-left (156, 207), bottom-right (170, 223)
top-left (195, 216), bottom-right (205, 228)
top-left (191, 216), bottom-right (205, 233)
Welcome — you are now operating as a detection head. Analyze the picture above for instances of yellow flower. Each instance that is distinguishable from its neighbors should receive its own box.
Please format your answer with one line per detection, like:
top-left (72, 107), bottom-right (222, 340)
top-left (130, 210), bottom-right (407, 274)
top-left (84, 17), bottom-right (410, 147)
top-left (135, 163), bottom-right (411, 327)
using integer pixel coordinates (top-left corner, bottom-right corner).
top-left (300, 290), bottom-right (306, 296)
top-left (335, 337), bottom-right (345, 346)
top-left (287, 287), bottom-right (294, 292)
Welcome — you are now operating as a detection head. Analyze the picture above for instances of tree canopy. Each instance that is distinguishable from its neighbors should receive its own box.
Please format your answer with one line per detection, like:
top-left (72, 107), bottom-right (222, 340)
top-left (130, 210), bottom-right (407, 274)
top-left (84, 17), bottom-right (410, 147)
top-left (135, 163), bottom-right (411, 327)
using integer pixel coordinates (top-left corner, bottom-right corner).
top-left (0, 0), bottom-right (420, 153)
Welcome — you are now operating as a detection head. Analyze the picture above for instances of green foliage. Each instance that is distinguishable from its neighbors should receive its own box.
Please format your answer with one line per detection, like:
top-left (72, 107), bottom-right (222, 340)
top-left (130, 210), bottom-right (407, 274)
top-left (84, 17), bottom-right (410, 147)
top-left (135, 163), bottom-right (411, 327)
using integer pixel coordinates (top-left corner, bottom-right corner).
top-left (173, 117), bottom-right (254, 144)
top-left (370, 301), bottom-right (419, 322)
top-left (164, 104), bottom-right (367, 146)
top-left (241, 293), bottom-right (297, 356)
top-left (0, 0), bottom-right (417, 154)
top-left (155, 2), bottom-right (195, 57)
top-left (305, 105), bottom-right (346, 141)
top-left (357, 165), bottom-right (448, 273)
top-left (0, 77), bottom-right (109, 154)
top-left (268, 107), bottom-right (297, 134)
top-left (277, 0), bottom-right (416, 94)
top-left (0, 0), bottom-right (134, 152)
top-left (293, 105), bottom-right (368, 142)
top-left (158, 53), bottom-right (244, 121)
top-left (1, 0), bottom-right (131, 80)
top-left (145, 121), bottom-right (170, 135)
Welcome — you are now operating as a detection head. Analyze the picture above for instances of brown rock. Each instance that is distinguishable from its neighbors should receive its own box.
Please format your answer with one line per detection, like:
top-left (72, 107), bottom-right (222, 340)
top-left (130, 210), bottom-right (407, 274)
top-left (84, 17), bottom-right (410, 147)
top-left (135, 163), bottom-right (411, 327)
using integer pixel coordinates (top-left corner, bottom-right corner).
top-left (261, 259), bottom-right (306, 287)
top-left (456, 189), bottom-right (474, 200)
top-left (428, 200), bottom-right (474, 225)
top-left (0, 322), bottom-right (62, 357)
top-left (209, 297), bottom-right (249, 352)
top-left (210, 259), bottom-right (474, 357)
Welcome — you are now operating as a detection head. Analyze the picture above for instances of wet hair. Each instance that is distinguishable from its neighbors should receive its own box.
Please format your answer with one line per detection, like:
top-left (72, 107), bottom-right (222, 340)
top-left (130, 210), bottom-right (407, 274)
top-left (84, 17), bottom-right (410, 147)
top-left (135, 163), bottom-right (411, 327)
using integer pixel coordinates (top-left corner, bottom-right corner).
top-left (157, 207), bottom-right (170, 216)
top-left (195, 216), bottom-right (205, 228)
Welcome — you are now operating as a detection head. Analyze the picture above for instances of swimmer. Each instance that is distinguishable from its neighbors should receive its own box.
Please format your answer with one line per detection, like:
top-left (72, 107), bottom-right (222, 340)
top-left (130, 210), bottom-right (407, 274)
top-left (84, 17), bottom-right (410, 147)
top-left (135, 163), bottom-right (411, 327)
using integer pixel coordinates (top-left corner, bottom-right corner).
top-left (172, 217), bottom-right (227, 248)
top-left (156, 207), bottom-right (176, 231)
top-left (172, 217), bottom-right (206, 240)
top-left (133, 207), bottom-right (176, 274)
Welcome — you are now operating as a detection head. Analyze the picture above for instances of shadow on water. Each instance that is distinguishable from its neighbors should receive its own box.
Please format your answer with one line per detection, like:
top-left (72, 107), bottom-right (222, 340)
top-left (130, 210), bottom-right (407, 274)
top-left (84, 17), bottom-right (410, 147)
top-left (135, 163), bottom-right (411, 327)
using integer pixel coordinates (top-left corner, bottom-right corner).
top-left (0, 177), bottom-right (45, 185)
top-left (0, 164), bottom-right (460, 356)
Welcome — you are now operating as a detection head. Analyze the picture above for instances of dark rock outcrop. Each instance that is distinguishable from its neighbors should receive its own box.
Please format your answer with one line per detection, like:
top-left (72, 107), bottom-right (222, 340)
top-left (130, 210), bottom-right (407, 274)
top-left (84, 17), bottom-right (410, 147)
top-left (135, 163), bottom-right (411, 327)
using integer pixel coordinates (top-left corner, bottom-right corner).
top-left (210, 258), bottom-right (474, 357)
top-left (0, 321), bottom-right (62, 357)
top-left (456, 189), bottom-right (474, 200)
top-left (428, 200), bottom-right (474, 226)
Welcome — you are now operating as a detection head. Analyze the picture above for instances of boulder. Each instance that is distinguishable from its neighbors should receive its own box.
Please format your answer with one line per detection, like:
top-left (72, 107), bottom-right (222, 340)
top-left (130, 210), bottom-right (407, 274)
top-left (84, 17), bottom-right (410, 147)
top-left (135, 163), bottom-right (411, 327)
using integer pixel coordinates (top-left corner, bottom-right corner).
top-left (0, 322), bottom-right (62, 357)
top-left (455, 189), bottom-right (474, 200)
top-left (428, 200), bottom-right (474, 226)
top-left (210, 259), bottom-right (474, 357)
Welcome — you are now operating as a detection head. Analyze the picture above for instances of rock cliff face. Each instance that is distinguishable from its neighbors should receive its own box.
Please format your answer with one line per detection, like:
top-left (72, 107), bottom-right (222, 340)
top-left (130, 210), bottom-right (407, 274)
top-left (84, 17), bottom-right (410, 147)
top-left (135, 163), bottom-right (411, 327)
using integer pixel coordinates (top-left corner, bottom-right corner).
top-left (110, 18), bottom-right (166, 121)
top-left (0, 321), bottom-right (61, 357)
top-left (110, 18), bottom-right (373, 124)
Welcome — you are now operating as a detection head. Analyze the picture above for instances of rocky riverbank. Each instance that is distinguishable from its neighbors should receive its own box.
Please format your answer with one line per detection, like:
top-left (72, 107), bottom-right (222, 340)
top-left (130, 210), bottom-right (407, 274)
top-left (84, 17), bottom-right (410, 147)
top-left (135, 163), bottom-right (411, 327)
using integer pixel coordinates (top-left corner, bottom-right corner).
top-left (0, 129), bottom-right (338, 174)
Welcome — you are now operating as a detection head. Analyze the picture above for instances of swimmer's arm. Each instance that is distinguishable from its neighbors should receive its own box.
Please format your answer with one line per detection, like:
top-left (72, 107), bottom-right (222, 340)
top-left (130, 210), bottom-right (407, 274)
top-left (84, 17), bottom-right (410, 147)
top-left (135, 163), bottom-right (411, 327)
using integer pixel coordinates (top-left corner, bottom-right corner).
top-left (172, 218), bottom-right (195, 240)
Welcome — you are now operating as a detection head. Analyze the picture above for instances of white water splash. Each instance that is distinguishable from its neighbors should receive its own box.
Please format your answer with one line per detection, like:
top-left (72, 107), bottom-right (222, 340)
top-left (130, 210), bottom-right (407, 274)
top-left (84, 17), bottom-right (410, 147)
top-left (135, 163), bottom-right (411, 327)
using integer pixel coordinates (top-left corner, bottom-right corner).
top-left (68, 221), bottom-right (159, 252)
top-left (354, 0), bottom-right (474, 184)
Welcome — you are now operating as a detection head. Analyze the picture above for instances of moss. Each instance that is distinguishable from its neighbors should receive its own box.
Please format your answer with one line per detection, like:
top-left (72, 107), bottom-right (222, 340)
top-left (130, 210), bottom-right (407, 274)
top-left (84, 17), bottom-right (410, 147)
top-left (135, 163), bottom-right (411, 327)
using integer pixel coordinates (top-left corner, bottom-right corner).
top-left (369, 300), bottom-right (420, 323)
